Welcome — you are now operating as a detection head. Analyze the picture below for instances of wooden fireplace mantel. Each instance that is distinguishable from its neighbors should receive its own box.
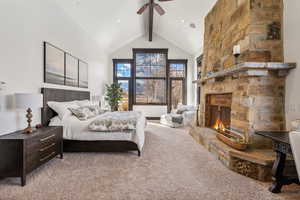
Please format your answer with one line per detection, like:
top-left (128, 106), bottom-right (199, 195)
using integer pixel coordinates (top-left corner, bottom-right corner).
top-left (197, 62), bottom-right (296, 84)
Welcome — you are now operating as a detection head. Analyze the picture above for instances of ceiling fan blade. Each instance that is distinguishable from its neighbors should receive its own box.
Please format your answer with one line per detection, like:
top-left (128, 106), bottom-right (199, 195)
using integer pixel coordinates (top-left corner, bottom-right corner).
top-left (154, 4), bottom-right (165, 16)
top-left (158, 0), bottom-right (174, 2)
top-left (137, 3), bottom-right (149, 15)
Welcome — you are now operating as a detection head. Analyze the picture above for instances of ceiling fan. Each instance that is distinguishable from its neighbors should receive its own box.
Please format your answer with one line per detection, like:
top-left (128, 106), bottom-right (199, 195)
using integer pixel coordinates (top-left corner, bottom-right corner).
top-left (137, 0), bottom-right (174, 16)
top-left (137, 0), bottom-right (174, 42)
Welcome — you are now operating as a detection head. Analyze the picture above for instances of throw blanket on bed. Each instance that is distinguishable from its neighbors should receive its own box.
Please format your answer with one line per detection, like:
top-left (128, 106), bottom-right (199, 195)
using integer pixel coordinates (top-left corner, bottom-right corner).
top-left (88, 111), bottom-right (141, 132)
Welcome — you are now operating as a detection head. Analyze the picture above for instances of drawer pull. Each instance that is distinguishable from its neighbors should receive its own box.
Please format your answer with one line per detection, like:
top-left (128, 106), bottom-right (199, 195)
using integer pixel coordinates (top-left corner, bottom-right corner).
top-left (39, 143), bottom-right (56, 152)
top-left (40, 152), bottom-right (56, 162)
top-left (40, 134), bottom-right (55, 142)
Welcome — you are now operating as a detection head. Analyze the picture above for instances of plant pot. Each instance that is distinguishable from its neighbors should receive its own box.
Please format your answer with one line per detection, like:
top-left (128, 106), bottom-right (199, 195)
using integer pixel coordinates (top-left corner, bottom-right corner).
top-left (111, 106), bottom-right (118, 112)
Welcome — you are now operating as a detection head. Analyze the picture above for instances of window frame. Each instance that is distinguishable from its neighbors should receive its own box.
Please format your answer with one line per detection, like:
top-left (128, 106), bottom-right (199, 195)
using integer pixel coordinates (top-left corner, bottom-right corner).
top-left (133, 48), bottom-right (168, 105)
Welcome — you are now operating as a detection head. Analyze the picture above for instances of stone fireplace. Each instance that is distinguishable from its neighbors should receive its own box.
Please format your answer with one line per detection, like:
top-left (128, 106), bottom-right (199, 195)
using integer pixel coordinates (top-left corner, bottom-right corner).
top-left (190, 0), bottom-right (296, 181)
top-left (199, 63), bottom-right (295, 149)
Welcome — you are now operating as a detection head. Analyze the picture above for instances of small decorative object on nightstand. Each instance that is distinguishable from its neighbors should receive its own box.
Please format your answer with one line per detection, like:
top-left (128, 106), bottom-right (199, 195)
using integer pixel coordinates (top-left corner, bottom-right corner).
top-left (0, 126), bottom-right (63, 186)
top-left (15, 93), bottom-right (43, 133)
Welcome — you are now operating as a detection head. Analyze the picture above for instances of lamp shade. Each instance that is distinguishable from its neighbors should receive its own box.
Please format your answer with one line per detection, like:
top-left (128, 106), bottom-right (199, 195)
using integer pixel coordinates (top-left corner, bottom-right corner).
top-left (15, 93), bottom-right (43, 109)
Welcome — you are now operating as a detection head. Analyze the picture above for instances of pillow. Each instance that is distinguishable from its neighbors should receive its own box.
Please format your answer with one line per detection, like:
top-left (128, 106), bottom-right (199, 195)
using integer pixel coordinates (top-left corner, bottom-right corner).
top-left (49, 116), bottom-right (62, 126)
top-left (77, 100), bottom-right (91, 107)
top-left (291, 120), bottom-right (300, 131)
top-left (89, 119), bottom-right (137, 132)
top-left (69, 106), bottom-right (96, 121)
top-left (86, 105), bottom-right (107, 115)
top-left (48, 101), bottom-right (79, 120)
top-left (176, 105), bottom-right (197, 114)
top-left (177, 107), bottom-right (189, 114)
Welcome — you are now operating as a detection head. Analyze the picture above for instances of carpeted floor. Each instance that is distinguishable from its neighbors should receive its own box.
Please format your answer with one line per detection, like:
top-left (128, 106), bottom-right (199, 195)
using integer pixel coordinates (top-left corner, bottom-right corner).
top-left (0, 122), bottom-right (299, 200)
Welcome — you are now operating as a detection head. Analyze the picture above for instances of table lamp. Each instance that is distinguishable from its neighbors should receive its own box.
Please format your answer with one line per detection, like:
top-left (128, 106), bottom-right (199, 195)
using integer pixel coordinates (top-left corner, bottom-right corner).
top-left (15, 93), bottom-right (43, 134)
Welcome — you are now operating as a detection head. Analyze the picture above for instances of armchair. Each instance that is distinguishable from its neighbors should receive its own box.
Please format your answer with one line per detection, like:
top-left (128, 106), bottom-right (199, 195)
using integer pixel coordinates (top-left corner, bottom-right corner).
top-left (160, 105), bottom-right (197, 128)
top-left (290, 131), bottom-right (300, 181)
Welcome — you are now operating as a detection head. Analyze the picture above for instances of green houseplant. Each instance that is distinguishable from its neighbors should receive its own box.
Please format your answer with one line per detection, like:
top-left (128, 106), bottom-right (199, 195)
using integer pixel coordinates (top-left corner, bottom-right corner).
top-left (105, 83), bottom-right (123, 111)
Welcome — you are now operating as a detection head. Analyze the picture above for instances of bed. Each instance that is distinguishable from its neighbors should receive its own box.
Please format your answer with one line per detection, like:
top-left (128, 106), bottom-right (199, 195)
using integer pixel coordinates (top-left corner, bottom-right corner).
top-left (41, 88), bottom-right (145, 156)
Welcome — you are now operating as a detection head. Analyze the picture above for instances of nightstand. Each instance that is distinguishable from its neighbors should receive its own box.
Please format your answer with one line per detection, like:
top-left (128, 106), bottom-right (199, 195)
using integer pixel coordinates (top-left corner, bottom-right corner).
top-left (0, 126), bottom-right (63, 186)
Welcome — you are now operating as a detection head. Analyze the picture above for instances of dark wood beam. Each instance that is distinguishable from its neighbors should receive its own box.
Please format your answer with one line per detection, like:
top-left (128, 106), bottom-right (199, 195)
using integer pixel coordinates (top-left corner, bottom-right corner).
top-left (149, 0), bottom-right (154, 42)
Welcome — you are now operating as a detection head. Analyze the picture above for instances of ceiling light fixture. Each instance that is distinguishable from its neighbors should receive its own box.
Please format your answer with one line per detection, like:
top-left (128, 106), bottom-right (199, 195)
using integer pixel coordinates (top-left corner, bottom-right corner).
top-left (181, 19), bottom-right (185, 23)
top-left (117, 19), bottom-right (121, 23)
top-left (190, 23), bottom-right (196, 29)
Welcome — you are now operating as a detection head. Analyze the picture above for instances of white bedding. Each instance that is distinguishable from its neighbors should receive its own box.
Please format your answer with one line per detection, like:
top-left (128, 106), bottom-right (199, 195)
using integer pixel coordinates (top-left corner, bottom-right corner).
top-left (49, 111), bottom-right (146, 151)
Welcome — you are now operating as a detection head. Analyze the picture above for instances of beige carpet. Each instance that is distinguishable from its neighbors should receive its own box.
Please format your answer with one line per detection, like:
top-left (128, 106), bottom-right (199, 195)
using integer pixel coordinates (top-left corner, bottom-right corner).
top-left (0, 122), bottom-right (299, 200)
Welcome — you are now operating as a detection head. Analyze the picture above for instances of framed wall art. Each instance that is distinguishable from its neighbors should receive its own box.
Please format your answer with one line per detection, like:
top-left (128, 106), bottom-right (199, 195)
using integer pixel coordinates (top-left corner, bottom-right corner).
top-left (65, 53), bottom-right (79, 87)
top-left (44, 42), bottom-right (88, 88)
top-left (44, 42), bottom-right (65, 85)
top-left (79, 60), bottom-right (88, 88)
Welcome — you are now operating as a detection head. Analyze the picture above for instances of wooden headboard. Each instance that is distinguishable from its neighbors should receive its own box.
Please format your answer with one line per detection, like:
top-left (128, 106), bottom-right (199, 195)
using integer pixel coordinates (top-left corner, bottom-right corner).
top-left (41, 88), bottom-right (90, 126)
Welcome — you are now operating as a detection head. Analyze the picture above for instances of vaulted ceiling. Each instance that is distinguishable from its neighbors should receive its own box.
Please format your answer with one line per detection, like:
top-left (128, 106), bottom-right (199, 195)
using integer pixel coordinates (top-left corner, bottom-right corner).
top-left (54, 0), bottom-right (217, 55)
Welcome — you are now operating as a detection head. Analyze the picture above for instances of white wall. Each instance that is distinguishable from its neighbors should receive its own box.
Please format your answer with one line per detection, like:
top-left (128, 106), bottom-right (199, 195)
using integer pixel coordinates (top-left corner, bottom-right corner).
top-left (284, 0), bottom-right (300, 130)
top-left (0, 0), bottom-right (109, 135)
top-left (109, 34), bottom-right (195, 118)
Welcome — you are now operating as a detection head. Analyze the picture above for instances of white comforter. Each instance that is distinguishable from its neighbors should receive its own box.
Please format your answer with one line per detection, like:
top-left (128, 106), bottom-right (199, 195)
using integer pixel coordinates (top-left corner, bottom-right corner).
top-left (49, 111), bottom-right (146, 151)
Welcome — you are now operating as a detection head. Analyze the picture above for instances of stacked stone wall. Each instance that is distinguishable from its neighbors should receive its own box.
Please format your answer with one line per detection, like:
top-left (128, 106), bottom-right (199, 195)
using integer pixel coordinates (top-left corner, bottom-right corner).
top-left (202, 0), bottom-right (283, 75)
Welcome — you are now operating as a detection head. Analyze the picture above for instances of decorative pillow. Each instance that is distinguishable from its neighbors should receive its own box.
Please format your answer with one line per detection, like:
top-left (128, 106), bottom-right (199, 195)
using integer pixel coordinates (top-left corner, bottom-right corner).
top-left (291, 120), bottom-right (300, 131)
top-left (77, 100), bottom-right (91, 107)
top-left (85, 105), bottom-right (107, 115)
top-left (89, 119), bottom-right (137, 132)
top-left (177, 108), bottom-right (189, 114)
top-left (69, 106), bottom-right (96, 121)
top-left (49, 116), bottom-right (62, 126)
top-left (48, 101), bottom-right (79, 120)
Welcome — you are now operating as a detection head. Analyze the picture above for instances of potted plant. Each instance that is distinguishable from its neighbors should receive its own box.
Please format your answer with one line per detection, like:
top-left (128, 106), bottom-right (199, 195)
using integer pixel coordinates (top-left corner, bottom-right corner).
top-left (105, 83), bottom-right (123, 111)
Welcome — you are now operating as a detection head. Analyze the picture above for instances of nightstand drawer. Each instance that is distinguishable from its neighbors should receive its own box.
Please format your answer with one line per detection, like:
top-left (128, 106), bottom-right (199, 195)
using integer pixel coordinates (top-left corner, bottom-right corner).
top-left (39, 150), bottom-right (57, 165)
top-left (40, 133), bottom-right (56, 143)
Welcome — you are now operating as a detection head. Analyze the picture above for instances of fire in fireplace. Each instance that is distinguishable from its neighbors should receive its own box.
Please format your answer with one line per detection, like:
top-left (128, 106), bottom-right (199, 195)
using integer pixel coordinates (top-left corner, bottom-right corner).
top-left (213, 119), bottom-right (226, 132)
top-left (205, 93), bottom-right (232, 130)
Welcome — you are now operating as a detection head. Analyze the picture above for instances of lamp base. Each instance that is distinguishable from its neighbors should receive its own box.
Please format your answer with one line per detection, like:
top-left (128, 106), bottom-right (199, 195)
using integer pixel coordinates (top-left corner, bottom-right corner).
top-left (23, 127), bottom-right (36, 134)
top-left (22, 108), bottom-right (36, 134)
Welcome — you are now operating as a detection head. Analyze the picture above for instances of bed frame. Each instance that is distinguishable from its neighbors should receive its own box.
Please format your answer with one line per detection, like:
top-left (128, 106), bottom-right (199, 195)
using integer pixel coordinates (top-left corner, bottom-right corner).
top-left (41, 88), bottom-right (141, 156)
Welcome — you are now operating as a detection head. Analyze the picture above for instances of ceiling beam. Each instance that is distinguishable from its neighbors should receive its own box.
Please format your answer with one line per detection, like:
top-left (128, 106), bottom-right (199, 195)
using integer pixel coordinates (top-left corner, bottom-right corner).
top-left (149, 0), bottom-right (154, 42)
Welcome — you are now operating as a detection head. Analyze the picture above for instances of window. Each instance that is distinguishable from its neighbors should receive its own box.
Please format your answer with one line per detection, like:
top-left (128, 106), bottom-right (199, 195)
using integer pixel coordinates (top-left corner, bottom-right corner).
top-left (134, 49), bottom-right (168, 105)
top-left (136, 53), bottom-right (166, 77)
top-left (136, 79), bottom-right (166, 104)
top-left (113, 50), bottom-right (188, 110)
top-left (170, 63), bottom-right (186, 77)
top-left (116, 63), bottom-right (131, 77)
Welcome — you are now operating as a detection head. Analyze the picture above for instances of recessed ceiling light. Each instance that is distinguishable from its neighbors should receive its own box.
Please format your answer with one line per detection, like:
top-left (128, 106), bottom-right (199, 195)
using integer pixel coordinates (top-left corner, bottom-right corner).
top-left (117, 19), bottom-right (121, 23)
top-left (181, 19), bottom-right (185, 23)
top-left (190, 23), bottom-right (196, 29)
